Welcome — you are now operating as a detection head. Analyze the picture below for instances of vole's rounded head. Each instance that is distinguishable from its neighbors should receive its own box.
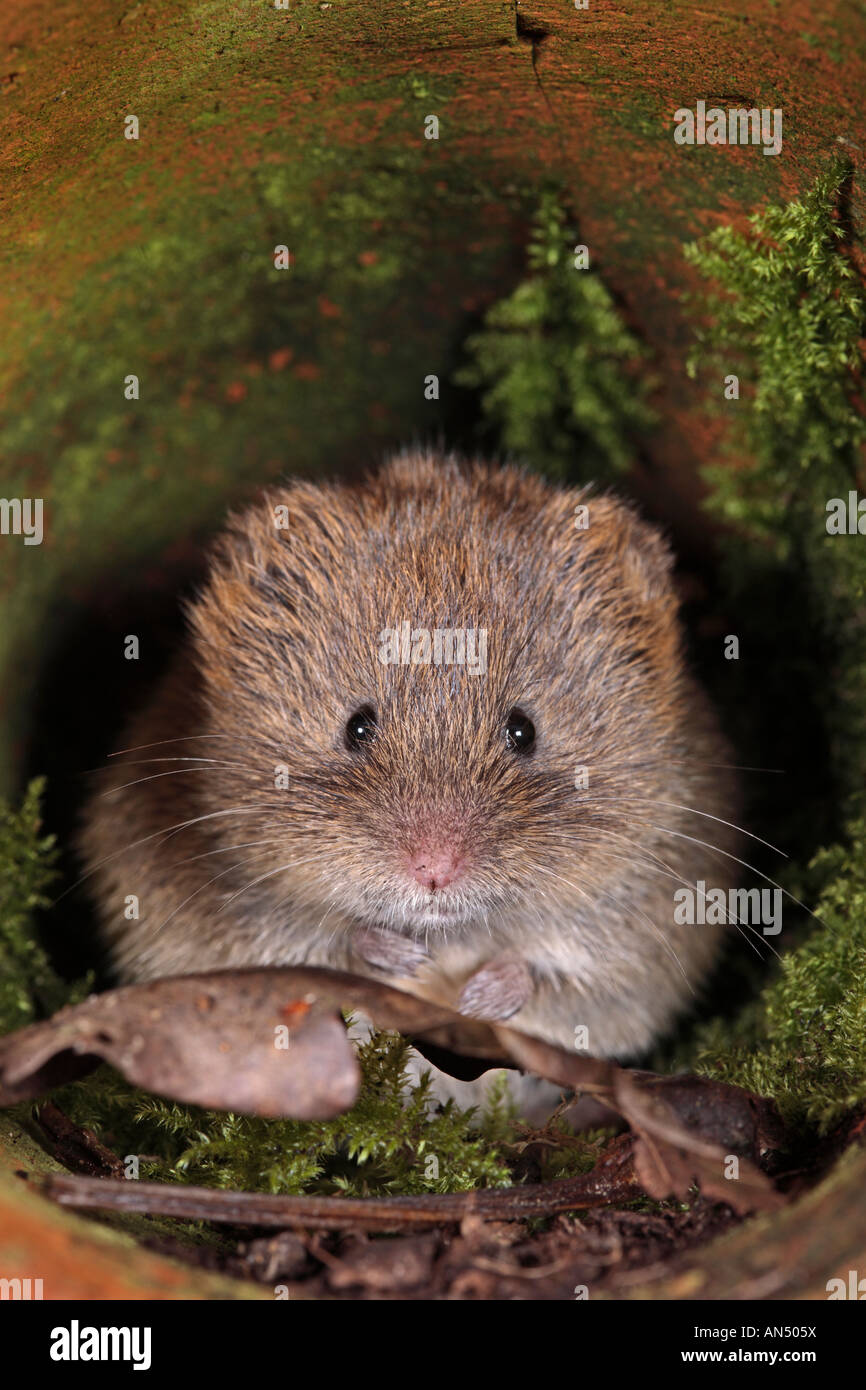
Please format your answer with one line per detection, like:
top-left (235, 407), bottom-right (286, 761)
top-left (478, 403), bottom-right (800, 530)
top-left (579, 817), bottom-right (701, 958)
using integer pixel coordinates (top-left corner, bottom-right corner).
top-left (187, 450), bottom-right (693, 941)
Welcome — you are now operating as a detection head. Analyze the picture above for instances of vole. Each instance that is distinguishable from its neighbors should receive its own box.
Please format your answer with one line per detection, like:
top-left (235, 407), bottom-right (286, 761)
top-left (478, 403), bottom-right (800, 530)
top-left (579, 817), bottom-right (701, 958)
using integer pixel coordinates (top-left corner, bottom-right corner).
top-left (79, 450), bottom-right (740, 1070)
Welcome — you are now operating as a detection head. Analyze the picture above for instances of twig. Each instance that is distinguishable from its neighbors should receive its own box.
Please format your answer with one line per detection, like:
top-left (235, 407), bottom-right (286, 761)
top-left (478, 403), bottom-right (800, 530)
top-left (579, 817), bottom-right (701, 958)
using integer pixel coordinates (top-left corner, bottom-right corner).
top-left (34, 1101), bottom-right (126, 1179)
top-left (41, 1136), bottom-right (639, 1232)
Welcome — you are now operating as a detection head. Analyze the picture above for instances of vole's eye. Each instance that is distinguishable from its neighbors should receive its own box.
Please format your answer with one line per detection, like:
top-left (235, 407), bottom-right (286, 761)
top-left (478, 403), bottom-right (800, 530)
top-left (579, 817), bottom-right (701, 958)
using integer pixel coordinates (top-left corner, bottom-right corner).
top-left (345, 705), bottom-right (377, 750)
top-left (505, 708), bottom-right (535, 755)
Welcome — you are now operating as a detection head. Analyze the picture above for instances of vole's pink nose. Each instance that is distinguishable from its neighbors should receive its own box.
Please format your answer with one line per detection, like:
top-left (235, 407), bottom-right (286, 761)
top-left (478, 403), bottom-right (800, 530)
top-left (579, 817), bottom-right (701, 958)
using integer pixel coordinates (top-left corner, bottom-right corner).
top-left (411, 850), bottom-right (462, 892)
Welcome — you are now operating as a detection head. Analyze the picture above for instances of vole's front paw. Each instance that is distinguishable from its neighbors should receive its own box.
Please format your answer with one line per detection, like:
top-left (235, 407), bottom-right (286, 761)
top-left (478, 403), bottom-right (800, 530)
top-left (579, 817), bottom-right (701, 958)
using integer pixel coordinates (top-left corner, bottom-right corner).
top-left (457, 955), bottom-right (533, 1021)
top-left (355, 928), bottom-right (431, 977)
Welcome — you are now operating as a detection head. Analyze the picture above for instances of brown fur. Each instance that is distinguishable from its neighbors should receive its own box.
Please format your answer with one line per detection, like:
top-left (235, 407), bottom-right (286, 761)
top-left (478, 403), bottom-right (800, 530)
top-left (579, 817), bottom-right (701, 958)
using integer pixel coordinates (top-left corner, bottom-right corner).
top-left (79, 450), bottom-right (740, 1060)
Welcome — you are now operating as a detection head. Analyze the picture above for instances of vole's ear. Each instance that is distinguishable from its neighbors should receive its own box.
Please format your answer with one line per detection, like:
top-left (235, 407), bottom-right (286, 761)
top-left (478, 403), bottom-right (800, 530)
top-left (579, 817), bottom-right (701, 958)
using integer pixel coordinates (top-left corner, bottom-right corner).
top-left (565, 491), bottom-right (676, 607)
top-left (377, 447), bottom-right (461, 496)
top-left (186, 481), bottom-right (341, 652)
top-left (608, 498), bottom-right (675, 605)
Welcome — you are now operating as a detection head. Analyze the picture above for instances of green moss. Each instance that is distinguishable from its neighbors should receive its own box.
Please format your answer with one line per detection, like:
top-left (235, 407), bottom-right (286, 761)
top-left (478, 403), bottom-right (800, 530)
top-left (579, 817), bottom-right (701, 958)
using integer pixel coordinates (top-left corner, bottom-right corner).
top-left (684, 159), bottom-right (866, 815)
top-left (47, 1030), bottom-right (515, 1197)
top-left (0, 779), bottom-right (87, 1033)
top-left (455, 190), bottom-right (656, 481)
top-left (674, 160), bottom-right (866, 1130)
top-left (688, 821), bottom-right (866, 1132)
top-left (684, 155), bottom-right (866, 549)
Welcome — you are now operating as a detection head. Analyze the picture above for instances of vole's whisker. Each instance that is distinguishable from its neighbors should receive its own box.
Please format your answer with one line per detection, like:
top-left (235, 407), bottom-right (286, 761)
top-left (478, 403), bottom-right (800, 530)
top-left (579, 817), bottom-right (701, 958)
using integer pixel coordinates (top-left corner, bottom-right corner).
top-left (169, 838), bottom-right (285, 867)
top-left (646, 823), bottom-right (821, 924)
top-left (581, 845), bottom-right (770, 966)
top-left (584, 827), bottom-right (776, 960)
top-left (152, 849), bottom-right (281, 938)
top-left (645, 759), bottom-right (783, 775)
top-left (108, 734), bottom-right (244, 756)
top-left (216, 855), bottom-right (330, 914)
top-left (583, 756), bottom-right (783, 776)
top-left (532, 863), bottom-right (696, 987)
top-left (630, 797), bottom-right (785, 856)
top-left (86, 756), bottom-right (253, 774)
top-left (51, 806), bottom-right (275, 907)
top-left (99, 767), bottom-right (262, 795)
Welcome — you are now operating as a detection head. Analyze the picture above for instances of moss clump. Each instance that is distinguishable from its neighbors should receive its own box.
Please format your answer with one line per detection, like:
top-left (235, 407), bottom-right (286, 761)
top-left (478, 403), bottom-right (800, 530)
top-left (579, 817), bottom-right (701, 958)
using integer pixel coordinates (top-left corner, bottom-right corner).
top-left (677, 159), bottom-right (866, 1130)
top-left (0, 779), bottom-right (80, 1034)
top-left (685, 157), bottom-right (866, 815)
top-left (688, 821), bottom-right (866, 1132)
top-left (51, 1032), bottom-right (516, 1197)
top-left (682, 161), bottom-right (866, 843)
top-left (456, 190), bottom-right (655, 481)
top-left (684, 155), bottom-right (866, 548)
